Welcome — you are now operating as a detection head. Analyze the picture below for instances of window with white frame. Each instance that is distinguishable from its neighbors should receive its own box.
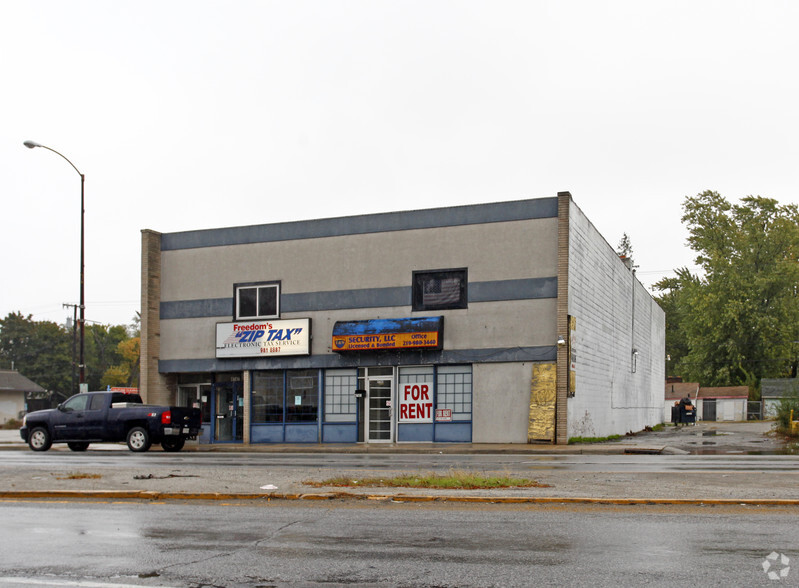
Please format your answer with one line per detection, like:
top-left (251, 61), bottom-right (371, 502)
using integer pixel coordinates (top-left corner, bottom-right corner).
top-left (235, 282), bottom-right (279, 319)
top-left (324, 369), bottom-right (357, 423)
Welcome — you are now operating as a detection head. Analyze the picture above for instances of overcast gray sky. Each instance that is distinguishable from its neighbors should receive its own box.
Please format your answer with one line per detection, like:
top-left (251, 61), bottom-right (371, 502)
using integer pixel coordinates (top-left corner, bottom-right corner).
top-left (3, 0), bottom-right (798, 328)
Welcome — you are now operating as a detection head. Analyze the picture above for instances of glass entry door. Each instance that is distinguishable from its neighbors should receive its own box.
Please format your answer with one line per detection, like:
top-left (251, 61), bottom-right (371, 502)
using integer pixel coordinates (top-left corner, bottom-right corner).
top-left (213, 381), bottom-right (243, 442)
top-left (367, 376), bottom-right (393, 442)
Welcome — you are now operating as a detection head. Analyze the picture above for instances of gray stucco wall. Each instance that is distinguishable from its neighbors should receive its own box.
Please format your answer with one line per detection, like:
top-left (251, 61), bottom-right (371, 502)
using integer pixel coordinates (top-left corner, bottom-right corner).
top-left (144, 196), bottom-right (667, 443)
top-left (143, 199), bottom-right (564, 443)
top-left (566, 200), bottom-right (665, 438)
top-left (160, 219), bottom-right (558, 302)
top-left (156, 212), bottom-right (560, 374)
top-left (472, 362), bottom-right (534, 443)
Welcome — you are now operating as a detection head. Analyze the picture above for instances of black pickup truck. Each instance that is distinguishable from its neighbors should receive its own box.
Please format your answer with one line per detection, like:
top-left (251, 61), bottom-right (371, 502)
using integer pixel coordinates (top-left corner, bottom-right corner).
top-left (20, 391), bottom-right (202, 453)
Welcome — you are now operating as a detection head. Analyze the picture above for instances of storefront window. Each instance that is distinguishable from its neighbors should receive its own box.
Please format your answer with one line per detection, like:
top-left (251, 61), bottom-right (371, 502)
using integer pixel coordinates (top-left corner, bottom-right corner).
top-left (398, 365), bottom-right (472, 422)
top-left (251, 371), bottom-right (284, 423)
top-left (437, 365), bottom-right (472, 420)
top-left (287, 369), bottom-right (319, 422)
top-left (398, 366), bottom-right (434, 385)
top-left (251, 369), bottom-right (319, 423)
top-left (324, 369), bottom-right (357, 423)
top-left (178, 381), bottom-right (211, 422)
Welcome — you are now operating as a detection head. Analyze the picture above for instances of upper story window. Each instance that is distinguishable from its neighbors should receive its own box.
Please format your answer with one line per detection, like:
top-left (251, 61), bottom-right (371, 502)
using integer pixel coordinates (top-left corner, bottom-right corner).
top-left (235, 282), bottom-right (280, 319)
top-left (412, 268), bottom-right (468, 311)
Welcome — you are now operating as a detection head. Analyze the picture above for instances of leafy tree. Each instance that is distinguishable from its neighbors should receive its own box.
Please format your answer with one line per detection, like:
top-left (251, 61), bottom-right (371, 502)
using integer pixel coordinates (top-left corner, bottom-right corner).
top-left (101, 337), bottom-right (140, 388)
top-left (617, 232), bottom-right (634, 261)
top-left (776, 383), bottom-right (799, 436)
top-left (0, 312), bottom-right (72, 397)
top-left (1, 312), bottom-right (142, 402)
top-left (653, 268), bottom-right (696, 377)
top-left (655, 191), bottom-right (799, 389)
top-left (84, 324), bottom-right (128, 392)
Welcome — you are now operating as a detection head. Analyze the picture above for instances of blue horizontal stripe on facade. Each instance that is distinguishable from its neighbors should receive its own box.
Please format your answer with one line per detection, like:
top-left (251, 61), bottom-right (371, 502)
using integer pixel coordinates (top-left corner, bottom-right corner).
top-left (160, 197), bottom-right (558, 251)
top-left (160, 277), bottom-right (557, 320)
top-left (158, 345), bottom-right (557, 374)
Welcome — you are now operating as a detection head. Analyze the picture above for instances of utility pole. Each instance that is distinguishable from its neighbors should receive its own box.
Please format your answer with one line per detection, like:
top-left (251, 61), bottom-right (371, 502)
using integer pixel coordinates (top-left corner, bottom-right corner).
top-left (63, 303), bottom-right (79, 396)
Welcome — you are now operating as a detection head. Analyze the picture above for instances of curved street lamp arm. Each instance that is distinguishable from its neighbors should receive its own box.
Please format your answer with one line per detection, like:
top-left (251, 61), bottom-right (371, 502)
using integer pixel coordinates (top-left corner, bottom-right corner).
top-left (23, 140), bottom-right (83, 177)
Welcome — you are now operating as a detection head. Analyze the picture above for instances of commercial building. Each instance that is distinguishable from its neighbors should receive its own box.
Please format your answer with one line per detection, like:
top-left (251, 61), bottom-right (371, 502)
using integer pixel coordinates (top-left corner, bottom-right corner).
top-left (140, 192), bottom-right (665, 445)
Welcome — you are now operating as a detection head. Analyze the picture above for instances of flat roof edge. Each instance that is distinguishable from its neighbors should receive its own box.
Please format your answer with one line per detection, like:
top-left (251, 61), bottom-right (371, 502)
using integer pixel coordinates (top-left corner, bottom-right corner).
top-left (161, 197), bottom-right (558, 251)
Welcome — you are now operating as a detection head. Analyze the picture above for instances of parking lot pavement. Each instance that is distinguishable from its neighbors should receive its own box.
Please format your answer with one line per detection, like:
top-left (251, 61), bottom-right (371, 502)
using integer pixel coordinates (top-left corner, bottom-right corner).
top-left (609, 420), bottom-right (787, 455)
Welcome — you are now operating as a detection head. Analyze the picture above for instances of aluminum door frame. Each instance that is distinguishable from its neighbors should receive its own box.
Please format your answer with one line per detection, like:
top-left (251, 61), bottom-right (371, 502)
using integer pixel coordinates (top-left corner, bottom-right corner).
top-left (366, 374), bottom-right (394, 443)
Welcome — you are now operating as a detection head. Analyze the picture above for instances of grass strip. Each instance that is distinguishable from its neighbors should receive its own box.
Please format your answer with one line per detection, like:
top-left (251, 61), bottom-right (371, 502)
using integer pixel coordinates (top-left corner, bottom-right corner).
top-left (305, 469), bottom-right (550, 490)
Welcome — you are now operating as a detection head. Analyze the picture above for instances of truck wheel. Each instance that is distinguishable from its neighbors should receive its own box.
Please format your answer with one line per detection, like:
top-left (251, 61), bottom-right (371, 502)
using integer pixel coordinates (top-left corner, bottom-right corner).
top-left (126, 427), bottom-right (152, 452)
top-left (28, 427), bottom-right (52, 452)
top-left (68, 442), bottom-right (90, 452)
top-left (160, 437), bottom-right (185, 452)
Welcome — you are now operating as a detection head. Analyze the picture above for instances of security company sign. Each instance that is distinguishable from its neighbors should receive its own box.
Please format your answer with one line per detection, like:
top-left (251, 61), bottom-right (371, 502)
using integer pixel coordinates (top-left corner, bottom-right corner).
top-left (399, 382), bottom-right (434, 423)
top-left (331, 316), bottom-right (444, 352)
top-left (334, 332), bottom-right (440, 351)
top-left (216, 318), bottom-right (310, 358)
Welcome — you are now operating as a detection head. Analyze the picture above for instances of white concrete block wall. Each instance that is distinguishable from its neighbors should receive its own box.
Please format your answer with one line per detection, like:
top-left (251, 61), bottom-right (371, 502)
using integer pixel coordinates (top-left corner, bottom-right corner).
top-left (566, 202), bottom-right (665, 439)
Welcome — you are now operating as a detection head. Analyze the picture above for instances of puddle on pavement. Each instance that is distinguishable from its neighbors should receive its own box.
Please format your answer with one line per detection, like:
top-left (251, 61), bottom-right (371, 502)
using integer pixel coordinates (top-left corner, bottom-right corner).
top-left (687, 445), bottom-right (798, 455)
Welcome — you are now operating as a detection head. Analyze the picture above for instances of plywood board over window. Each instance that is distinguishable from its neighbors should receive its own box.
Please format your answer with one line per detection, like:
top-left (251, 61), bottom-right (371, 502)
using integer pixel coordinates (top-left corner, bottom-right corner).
top-left (528, 363), bottom-right (556, 442)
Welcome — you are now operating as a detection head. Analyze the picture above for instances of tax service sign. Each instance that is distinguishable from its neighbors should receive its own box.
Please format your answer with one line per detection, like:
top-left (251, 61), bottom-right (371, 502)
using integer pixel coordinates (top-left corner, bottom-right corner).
top-left (215, 318), bottom-right (311, 358)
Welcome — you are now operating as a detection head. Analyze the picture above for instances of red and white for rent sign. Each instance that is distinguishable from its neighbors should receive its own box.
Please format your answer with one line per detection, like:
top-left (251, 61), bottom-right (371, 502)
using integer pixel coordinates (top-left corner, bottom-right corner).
top-left (399, 382), bottom-right (434, 423)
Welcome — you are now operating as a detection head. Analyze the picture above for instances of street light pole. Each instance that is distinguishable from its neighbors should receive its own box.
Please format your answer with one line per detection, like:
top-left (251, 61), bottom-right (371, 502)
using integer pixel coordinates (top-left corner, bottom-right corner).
top-left (24, 140), bottom-right (86, 386)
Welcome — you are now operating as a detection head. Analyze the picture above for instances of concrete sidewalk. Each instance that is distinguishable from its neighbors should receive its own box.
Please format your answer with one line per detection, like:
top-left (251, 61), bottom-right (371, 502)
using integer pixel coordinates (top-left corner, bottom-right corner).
top-left (1, 420), bottom-right (785, 454)
top-left (2, 422), bottom-right (797, 505)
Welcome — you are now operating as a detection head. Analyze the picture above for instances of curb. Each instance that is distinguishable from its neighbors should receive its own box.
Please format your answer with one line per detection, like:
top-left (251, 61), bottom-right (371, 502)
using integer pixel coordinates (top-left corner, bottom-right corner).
top-left (2, 490), bottom-right (799, 506)
top-left (0, 440), bottom-right (669, 455)
top-left (0, 442), bottom-right (635, 455)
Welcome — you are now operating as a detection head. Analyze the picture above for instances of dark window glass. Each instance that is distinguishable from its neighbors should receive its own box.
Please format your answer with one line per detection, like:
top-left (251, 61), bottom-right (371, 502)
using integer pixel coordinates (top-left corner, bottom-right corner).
top-left (236, 284), bottom-right (279, 319)
top-left (89, 395), bottom-right (106, 410)
top-left (200, 385), bottom-right (212, 422)
top-left (258, 287), bottom-right (277, 316)
top-left (238, 287), bottom-right (258, 317)
top-left (413, 269), bottom-right (467, 311)
top-left (251, 369), bottom-right (319, 424)
top-left (251, 371), bottom-right (285, 423)
top-left (287, 369), bottom-right (319, 423)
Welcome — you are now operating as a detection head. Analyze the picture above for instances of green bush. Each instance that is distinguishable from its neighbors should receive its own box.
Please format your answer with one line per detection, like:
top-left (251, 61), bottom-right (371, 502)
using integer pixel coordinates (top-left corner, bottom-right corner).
top-left (1, 418), bottom-right (22, 430)
top-left (775, 385), bottom-right (799, 436)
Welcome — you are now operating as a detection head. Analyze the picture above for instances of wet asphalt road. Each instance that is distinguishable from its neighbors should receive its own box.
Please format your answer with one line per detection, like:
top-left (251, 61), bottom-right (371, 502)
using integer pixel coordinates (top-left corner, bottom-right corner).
top-left (1, 499), bottom-right (797, 587)
top-left (1, 421), bottom-right (797, 501)
top-left (1, 422), bottom-right (798, 586)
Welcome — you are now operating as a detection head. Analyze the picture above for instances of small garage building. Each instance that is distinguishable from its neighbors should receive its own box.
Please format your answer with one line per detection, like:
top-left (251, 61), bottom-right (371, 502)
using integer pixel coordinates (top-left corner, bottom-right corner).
top-left (0, 369), bottom-right (45, 424)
